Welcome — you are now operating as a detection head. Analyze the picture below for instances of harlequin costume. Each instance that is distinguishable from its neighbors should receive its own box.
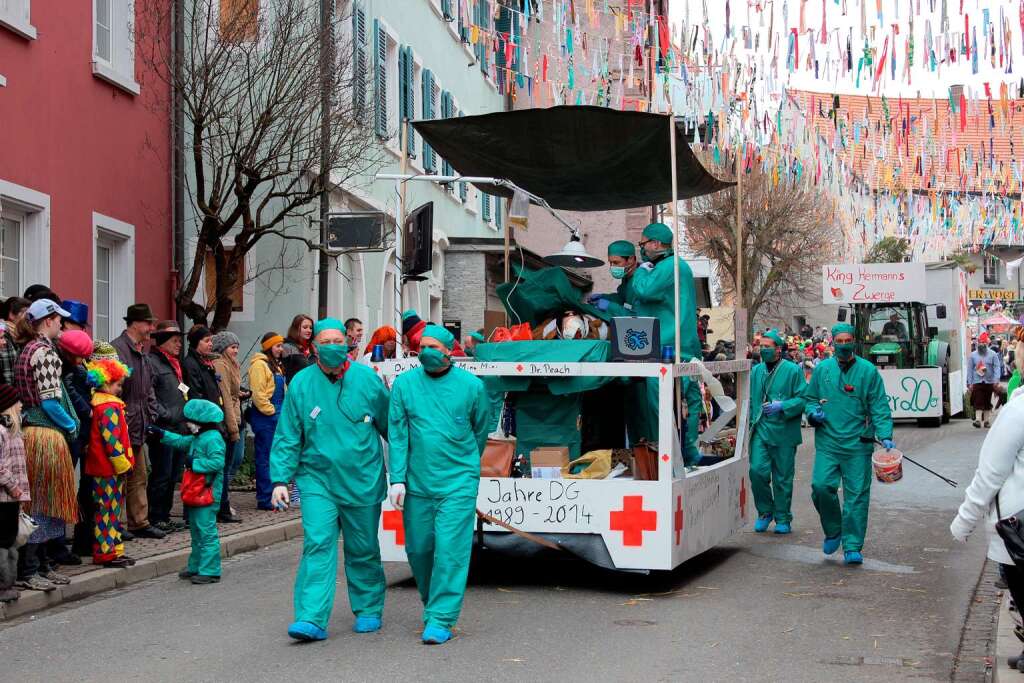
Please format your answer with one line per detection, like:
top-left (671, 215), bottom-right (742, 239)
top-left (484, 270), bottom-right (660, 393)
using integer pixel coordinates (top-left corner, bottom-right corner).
top-left (84, 359), bottom-right (134, 566)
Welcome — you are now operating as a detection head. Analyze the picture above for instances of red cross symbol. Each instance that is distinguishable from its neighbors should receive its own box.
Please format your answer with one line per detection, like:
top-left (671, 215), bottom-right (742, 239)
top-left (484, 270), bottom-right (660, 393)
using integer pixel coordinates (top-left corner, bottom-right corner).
top-left (382, 510), bottom-right (405, 545)
top-left (674, 495), bottom-right (684, 545)
top-left (609, 495), bottom-right (657, 547)
top-left (515, 363), bottom-right (524, 372)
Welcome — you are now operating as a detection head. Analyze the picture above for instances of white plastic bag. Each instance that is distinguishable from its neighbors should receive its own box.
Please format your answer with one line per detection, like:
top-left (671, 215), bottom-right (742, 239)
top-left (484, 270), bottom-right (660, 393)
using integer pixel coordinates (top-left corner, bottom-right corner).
top-left (15, 512), bottom-right (37, 547)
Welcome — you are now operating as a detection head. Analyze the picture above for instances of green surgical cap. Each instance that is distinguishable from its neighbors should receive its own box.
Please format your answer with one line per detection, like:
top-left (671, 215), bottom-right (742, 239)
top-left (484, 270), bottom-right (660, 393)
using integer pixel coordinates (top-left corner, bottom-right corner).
top-left (469, 331), bottom-right (486, 343)
top-left (313, 317), bottom-right (345, 337)
top-left (762, 329), bottom-right (785, 347)
top-left (608, 240), bottom-right (636, 258)
top-left (642, 222), bottom-right (674, 244)
top-left (421, 323), bottom-right (455, 349)
top-left (832, 322), bottom-right (855, 337)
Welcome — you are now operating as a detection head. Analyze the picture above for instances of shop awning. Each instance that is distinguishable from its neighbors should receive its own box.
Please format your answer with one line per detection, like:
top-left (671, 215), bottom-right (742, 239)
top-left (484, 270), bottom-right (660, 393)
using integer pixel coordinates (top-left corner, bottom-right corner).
top-left (412, 106), bottom-right (733, 211)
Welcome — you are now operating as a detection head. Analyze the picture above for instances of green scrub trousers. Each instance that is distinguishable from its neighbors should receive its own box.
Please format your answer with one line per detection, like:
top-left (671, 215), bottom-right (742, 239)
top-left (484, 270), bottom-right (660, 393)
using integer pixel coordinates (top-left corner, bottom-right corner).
top-left (293, 493), bottom-right (386, 629)
top-left (810, 448), bottom-right (873, 552)
top-left (186, 504), bottom-right (221, 577)
top-left (403, 493), bottom-right (478, 629)
top-left (749, 433), bottom-right (796, 524)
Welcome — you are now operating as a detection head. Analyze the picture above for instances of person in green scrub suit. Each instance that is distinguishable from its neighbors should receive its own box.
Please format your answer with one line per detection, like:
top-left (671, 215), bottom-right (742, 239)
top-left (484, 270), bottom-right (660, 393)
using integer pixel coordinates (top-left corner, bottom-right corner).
top-left (804, 323), bottom-right (894, 565)
top-left (748, 329), bottom-right (806, 535)
top-left (388, 324), bottom-right (490, 645)
top-left (588, 240), bottom-right (639, 317)
top-left (630, 223), bottom-right (704, 466)
top-left (269, 318), bottom-right (390, 642)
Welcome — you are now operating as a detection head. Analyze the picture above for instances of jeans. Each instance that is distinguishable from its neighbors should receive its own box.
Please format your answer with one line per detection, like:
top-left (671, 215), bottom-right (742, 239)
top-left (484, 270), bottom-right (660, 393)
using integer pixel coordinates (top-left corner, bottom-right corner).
top-left (220, 438), bottom-right (245, 514)
top-left (147, 438), bottom-right (184, 525)
top-left (17, 543), bottom-right (45, 579)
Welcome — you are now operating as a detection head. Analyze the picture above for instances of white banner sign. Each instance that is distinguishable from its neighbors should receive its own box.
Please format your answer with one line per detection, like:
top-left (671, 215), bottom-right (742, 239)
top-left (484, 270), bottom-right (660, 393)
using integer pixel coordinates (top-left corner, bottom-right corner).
top-left (822, 263), bottom-right (927, 304)
top-left (880, 368), bottom-right (943, 418)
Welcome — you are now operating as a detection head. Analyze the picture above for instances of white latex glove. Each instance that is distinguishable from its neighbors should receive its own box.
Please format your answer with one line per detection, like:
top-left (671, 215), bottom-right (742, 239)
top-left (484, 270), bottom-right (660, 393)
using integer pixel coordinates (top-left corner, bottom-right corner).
top-left (389, 483), bottom-right (406, 511)
top-left (638, 261), bottom-right (655, 272)
top-left (949, 515), bottom-right (972, 543)
top-left (271, 485), bottom-right (290, 510)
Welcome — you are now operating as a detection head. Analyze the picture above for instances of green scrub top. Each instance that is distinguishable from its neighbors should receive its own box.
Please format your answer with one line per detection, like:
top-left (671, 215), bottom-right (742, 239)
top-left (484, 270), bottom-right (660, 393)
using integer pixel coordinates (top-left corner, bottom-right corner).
top-left (803, 356), bottom-right (893, 454)
top-left (748, 359), bottom-right (806, 447)
top-left (162, 429), bottom-right (226, 505)
top-left (389, 365), bottom-right (491, 499)
top-left (269, 362), bottom-right (390, 506)
top-left (602, 273), bottom-right (635, 317)
top-left (630, 254), bottom-right (702, 361)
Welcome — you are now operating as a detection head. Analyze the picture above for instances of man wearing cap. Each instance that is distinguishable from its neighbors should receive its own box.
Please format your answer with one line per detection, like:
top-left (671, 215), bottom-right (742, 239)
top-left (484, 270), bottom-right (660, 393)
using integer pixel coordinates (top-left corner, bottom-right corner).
top-left (147, 321), bottom-right (189, 532)
top-left (110, 304), bottom-right (165, 540)
top-left (803, 323), bottom-right (893, 565)
top-left (388, 324), bottom-right (490, 645)
top-left (748, 329), bottom-right (806, 535)
top-left (587, 240), bottom-right (639, 317)
top-left (630, 223), bottom-right (703, 466)
top-left (269, 318), bottom-right (390, 642)
top-left (968, 331), bottom-right (1002, 428)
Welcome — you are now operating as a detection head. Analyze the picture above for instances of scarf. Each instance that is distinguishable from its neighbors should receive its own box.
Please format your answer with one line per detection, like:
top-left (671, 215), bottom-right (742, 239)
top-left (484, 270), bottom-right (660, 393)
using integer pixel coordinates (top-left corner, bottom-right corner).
top-left (156, 347), bottom-right (183, 382)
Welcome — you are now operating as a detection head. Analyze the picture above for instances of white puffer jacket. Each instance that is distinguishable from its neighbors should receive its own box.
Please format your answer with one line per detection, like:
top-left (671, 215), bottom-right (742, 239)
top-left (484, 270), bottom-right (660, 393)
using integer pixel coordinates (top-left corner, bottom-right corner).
top-left (951, 392), bottom-right (1024, 564)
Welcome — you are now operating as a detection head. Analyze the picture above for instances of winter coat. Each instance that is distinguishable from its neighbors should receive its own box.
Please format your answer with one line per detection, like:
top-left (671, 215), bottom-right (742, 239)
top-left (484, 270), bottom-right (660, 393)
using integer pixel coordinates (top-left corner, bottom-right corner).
top-left (149, 349), bottom-right (188, 434)
top-left (110, 331), bottom-right (159, 447)
top-left (182, 350), bottom-right (223, 409)
top-left (212, 354), bottom-right (242, 442)
top-left (248, 352), bottom-right (284, 417)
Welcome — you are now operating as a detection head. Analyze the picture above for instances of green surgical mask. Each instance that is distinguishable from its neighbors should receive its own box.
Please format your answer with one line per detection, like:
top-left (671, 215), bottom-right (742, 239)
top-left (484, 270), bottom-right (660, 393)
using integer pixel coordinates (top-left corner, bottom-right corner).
top-left (610, 266), bottom-right (627, 279)
top-left (834, 342), bottom-right (856, 360)
top-left (419, 347), bottom-right (450, 372)
top-left (760, 347), bottom-right (778, 363)
top-left (315, 342), bottom-right (349, 369)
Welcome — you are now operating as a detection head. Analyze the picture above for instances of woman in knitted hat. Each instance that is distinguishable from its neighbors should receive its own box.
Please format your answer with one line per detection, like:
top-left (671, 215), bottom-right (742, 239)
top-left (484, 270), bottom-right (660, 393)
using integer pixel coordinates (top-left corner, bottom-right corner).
top-left (0, 384), bottom-right (28, 602)
top-left (248, 332), bottom-right (287, 510)
top-left (182, 325), bottom-right (223, 409)
top-left (84, 358), bottom-right (135, 568)
top-left (211, 331), bottom-right (244, 523)
top-left (13, 300), bottom-right (79, 591)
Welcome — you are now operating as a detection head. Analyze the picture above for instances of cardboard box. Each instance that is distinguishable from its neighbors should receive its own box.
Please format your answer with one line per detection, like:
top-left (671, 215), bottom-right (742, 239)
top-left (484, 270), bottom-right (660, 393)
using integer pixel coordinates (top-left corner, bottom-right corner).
top-left (530, 447), bottom-right (569, 479)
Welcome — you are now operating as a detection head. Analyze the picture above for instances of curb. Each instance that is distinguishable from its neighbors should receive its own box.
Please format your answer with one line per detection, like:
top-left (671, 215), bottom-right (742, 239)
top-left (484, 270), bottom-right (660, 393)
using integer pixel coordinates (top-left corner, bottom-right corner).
top-left (0, 517), bottom-right (303, 622)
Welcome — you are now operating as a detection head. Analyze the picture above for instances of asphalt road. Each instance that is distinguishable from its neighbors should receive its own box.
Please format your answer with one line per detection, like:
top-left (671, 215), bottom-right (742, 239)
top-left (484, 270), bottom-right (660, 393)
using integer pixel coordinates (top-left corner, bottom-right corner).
top-left (0, 421), bottom-right (993, 682)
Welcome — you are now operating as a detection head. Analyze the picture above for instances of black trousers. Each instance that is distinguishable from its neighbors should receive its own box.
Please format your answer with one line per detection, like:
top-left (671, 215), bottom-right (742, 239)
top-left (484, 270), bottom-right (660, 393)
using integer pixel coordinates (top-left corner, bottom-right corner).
top-left (148, 438), bottom-right (185, 524)
top-left (0, 502), bottom-right (19, 549)
top-left (1003, 563), bottom-right (1024, 613)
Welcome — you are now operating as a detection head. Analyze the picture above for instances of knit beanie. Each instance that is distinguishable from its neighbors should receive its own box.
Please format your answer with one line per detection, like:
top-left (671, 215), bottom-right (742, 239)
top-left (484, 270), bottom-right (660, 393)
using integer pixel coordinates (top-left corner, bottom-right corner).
top-left (211, 330), bottom-right (240, 354)
top-left (401, 309), bottom-right (423, 337)
top-left (90, 340), bottom-right (119, 362)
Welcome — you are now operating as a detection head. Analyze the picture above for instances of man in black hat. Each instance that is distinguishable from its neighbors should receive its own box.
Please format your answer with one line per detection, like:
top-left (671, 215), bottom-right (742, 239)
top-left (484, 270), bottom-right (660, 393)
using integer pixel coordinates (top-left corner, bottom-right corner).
top-left (110, 303), bottom-right (165, 540)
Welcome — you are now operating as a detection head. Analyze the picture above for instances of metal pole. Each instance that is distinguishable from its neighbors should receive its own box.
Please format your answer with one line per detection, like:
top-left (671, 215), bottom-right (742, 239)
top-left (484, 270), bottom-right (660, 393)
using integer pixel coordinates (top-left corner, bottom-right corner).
top-left (735, 145), bottom-right (744, 314)
top-left (503, 203), bottom-right (511, 327)
top-left (669, 115), bottom-right (681, 364)
top-left (172, 0), bottom-right (185, 325)
top-left (316, 0), bottom-right (333, 320)
top-left (396, 120), bottom-right (408, 341)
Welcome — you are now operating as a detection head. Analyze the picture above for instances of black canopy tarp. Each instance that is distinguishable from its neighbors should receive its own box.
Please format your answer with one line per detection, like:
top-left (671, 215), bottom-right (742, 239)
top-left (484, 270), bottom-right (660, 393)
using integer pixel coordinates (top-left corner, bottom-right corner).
top-left (412, 105), bottom-right (733, 211)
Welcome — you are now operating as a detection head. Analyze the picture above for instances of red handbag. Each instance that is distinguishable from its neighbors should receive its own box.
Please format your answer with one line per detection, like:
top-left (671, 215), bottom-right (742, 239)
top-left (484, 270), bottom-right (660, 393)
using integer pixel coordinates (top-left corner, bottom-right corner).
top-left (180, 468), bottom-right (214, 507)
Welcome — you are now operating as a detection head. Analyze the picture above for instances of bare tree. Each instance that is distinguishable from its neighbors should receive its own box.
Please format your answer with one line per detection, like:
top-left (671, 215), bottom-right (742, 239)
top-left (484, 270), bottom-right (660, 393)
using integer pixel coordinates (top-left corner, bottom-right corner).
top-left (686, 164), bottom-right (841, 332)
top-left (138, 0), bottom-right (383, 328)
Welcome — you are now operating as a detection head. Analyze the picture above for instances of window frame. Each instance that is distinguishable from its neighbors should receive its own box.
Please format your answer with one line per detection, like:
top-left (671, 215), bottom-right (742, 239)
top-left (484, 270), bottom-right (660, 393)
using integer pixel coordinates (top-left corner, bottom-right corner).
top-left (0, 0), bottom-right (36, 40)
top-left (984, 255), bottom-right (1000, 286)
top-left (91, 0), bottom-right (141, 96)
top-left (91, 212), bottom-right (136, 337)
top-left (0, 214), bottom-right (23, 299)
top-left (0, 178), bottom-right (49, 291)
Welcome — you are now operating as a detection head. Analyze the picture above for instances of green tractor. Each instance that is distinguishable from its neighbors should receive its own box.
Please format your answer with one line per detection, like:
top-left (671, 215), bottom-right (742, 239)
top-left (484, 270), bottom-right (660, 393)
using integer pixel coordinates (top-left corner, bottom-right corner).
top-left (837, 301), bottom-right (951, 426)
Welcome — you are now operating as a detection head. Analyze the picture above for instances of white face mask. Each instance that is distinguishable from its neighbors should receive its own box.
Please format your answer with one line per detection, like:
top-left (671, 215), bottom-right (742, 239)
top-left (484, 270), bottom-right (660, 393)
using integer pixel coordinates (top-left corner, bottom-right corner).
top-left (561, 315), bottom-right (586, 340)
top-left (186, 422), bottom-right (200, 434)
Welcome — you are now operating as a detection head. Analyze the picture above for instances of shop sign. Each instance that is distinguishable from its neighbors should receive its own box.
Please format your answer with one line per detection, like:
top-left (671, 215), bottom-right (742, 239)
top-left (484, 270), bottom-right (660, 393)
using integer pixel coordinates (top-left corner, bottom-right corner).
top-left (879, 368), bottom-right (942, 418)
top-left (822, 263), bottom-right (926, 304)
top-left (968, 288), bottom-right (1018, 301)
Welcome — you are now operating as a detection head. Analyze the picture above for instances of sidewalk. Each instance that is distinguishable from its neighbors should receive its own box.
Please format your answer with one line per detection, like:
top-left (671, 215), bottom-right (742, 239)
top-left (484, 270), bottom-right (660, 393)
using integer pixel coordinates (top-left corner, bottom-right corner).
top-left (997, 590), bottom-right (1021, 682)
top-left (0, 491), bottom-right (303, 622)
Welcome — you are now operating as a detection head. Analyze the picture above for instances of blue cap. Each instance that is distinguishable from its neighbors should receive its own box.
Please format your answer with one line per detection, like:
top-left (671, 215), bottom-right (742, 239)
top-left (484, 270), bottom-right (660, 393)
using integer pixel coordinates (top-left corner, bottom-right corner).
top-left (62, 299), bottom-right (90, 327)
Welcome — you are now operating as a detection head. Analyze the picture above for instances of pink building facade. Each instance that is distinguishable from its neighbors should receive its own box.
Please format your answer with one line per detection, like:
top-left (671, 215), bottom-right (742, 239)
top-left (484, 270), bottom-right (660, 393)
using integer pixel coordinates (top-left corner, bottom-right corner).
top-left (0, 1), bottom-right (172, 339)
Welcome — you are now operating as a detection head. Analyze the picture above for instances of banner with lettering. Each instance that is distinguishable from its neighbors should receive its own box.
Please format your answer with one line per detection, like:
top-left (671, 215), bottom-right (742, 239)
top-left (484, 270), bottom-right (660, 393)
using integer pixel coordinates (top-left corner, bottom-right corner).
top-left (822, 263), bottom-right (927, 305)
top-left (880, 368), bottom-right (943, 419)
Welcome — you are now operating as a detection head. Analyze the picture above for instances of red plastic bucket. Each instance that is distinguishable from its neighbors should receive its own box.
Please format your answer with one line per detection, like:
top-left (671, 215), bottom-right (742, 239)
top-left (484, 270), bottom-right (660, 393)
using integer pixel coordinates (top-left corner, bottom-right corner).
top-left (872, 448), bottom-right (904, 483)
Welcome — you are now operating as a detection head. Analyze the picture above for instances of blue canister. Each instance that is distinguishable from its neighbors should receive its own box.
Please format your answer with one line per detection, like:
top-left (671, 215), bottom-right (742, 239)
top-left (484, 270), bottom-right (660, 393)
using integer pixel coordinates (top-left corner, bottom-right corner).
top-left (661, 345), bottom-right (675, 363)
top-left (371, 344), bottom-right (385, 362)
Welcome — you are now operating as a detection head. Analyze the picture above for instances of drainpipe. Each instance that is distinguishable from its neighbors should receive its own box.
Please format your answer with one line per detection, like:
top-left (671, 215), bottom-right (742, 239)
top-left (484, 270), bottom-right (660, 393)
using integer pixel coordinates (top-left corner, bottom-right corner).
top-left (316, 0), bottom-right (333, 319)
top-left (172, 0), bottom-right (185, 325)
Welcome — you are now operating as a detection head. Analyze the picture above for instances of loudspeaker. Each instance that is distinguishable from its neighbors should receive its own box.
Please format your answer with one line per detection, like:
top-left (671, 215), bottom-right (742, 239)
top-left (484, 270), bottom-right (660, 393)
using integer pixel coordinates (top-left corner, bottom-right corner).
top-left (403, 202), bottom-right (434, 277)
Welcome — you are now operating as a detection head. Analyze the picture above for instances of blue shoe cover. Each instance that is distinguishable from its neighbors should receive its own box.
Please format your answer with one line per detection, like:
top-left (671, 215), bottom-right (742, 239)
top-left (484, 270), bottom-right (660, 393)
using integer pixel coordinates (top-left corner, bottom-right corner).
top-left (822, 534), bottom-right (841, 555)
top-left (288, 621), bottom-right (328, 641)
top-left (353, 616), bottom-right (382, 633)
top-left (844, 551), bottom-right (863, 565)
top-left (753, 514), bottom-right (773, 532)
top-left (773, 522), bottom-right (792, 535)
top-left (422, 625), bottom-right (453, 644)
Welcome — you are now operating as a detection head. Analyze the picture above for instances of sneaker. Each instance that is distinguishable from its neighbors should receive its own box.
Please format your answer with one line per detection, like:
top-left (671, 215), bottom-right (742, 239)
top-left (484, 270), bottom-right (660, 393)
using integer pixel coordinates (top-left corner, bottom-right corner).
top-left (773, 522), bottom-right (792, 535)
top-left (422, 625), bottom-right (453, 645)
top-left (353, 616), bottom-right (382, 633)
top-left (169, 521), bottom-right (188, 532)
top-left (178, 569), bottom-right (197, 580)
top-left (120, 555), bottom-right (137, 566)
top-left (985, 421), bottom-right (991, 428)
top-left (973, 420), bottom-right (982, 428)
top-left (50, 550), bottom-right (82, 566)
top-left (822, 534), bottom-right (841, 555)
top-left (753, 513), bottom-right (773, 533)
top-left (190, 575), bottom-right (220, 585)
top-left (43, 570), bottom-right (71, 585)
top-left (102, 558), bottom-right (132, 568)
top-left (153, 521), bottom-right (174, 533)
top-left (217, 512), bottom-right (243, 524)
top-left (844, 550), bottom-right (864, 565)
top-left (16, 576), bottom-right (56, 592)
top-left (0, 588), bottom-right (18, 602)
top-left (288, 621), bottom-right (328, 641)
top-left (132, 526), bottom-right (167, 540)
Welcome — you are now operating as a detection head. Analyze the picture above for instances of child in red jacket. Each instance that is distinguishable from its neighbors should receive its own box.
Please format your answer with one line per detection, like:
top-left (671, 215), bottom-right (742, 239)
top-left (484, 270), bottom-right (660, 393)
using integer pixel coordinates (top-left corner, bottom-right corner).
top-left (84, 358), bottom-right (135, 568)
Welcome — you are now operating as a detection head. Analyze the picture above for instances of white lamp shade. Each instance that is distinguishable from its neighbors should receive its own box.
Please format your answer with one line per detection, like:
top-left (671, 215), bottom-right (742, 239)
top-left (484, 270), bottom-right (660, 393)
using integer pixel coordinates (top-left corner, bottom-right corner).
top-left (544, 237), bottom-right (604, 268)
